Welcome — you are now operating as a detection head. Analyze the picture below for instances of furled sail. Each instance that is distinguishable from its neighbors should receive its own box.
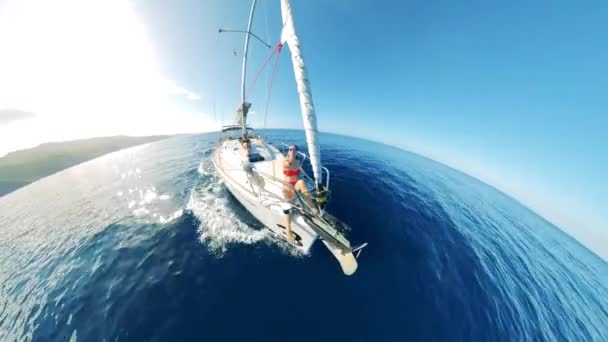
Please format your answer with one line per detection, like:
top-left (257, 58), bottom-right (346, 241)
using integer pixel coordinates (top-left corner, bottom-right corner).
top-left (280, 0), bottom-right (323, 187)
top-left (235, 102), bottom-right (251, 126)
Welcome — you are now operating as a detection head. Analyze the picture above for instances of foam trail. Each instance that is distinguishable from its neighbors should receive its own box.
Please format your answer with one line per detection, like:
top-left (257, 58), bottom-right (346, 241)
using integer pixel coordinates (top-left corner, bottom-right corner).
top-left (197, 160), bottom-right (214, 176)
top-left (187, 174), bottom-right (267, 255)
top-left (132, 207), bottom-right (149, 216)
top-left (159, 209), bottom-right (184, 224)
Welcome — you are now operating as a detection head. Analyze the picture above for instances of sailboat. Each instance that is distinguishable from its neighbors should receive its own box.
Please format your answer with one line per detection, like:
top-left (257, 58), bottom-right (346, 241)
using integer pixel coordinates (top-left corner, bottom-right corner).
top-left (212, 0), bottom-right (367, 275)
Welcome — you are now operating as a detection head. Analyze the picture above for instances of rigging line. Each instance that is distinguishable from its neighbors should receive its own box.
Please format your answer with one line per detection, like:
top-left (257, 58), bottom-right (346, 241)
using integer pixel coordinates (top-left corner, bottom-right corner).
top-left (245, 43), bottom-right (280, 98)
top-left (214, 28), bottom-right (222, 131)
top-left (264, 43), bottom-right (283, 129)
top-left (218, 29), bottom-right (271, 49)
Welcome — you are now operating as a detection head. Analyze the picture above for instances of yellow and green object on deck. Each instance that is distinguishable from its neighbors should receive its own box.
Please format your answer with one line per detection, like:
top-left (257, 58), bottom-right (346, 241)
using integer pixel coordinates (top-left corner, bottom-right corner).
top-left (315, 185), bottom-right (328, 209)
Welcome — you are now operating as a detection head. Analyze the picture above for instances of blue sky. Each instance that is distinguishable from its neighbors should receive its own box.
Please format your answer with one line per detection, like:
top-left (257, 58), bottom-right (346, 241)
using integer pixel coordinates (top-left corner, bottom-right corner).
top-left (0, 0), bottom-right (605, 259)
top-left (132, 0), bottom-right (607, 258)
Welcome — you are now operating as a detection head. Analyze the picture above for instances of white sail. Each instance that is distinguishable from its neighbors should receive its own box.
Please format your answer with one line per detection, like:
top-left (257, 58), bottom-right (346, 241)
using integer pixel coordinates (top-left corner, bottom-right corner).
top-left (280, 0), bottom-right (322, 187)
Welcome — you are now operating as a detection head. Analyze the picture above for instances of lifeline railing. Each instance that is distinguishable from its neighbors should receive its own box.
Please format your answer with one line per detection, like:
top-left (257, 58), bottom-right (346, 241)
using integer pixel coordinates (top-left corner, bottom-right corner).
top-left (218, 137), bottom-right (331, 213)
top-left (244, 162), bottom-right (366, 256)
top-left (244, 163), bottom-right (317, 214)
top-left (247, 165), bottom-right (355, 250)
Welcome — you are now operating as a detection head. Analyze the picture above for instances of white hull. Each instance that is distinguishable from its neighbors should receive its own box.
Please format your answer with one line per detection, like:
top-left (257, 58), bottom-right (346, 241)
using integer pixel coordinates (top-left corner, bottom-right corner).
top-left (212, 137), bottom-right (319, 253)
top-left (211, 136), bottom-right (360, 275)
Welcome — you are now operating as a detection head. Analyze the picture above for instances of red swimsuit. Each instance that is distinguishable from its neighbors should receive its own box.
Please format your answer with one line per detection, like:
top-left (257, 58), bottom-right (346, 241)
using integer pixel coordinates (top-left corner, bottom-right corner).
top-left (283, 168), bottom-right (300, 186)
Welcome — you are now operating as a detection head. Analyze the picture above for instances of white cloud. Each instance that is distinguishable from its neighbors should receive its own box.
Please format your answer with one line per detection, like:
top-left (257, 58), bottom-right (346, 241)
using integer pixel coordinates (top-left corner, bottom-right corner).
top-left (164, 81), bottom-right (201, 101)
top-left (0, 108), bottom-right (36, 125)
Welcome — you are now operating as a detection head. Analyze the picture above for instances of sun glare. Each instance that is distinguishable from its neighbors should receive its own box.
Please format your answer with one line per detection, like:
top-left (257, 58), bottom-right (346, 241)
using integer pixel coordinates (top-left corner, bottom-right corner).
top-left (0, 0), bottom-right (210, 155)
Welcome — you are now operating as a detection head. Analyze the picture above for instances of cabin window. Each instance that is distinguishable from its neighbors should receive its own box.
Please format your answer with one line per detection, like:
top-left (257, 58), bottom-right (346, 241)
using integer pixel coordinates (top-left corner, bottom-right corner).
top-left (248, 153), bottom-right (265, 162)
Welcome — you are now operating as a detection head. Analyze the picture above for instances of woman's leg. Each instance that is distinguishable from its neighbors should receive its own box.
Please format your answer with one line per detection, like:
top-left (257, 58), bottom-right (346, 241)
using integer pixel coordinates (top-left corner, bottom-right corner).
top-left (295, 180), bottom-right (316, 210)
top-left (283, 185), bottom-right (295, 241)
top-left (283, 184), bottom-right (296, 201)
top-left (284, 213), bottom-right (294, 242)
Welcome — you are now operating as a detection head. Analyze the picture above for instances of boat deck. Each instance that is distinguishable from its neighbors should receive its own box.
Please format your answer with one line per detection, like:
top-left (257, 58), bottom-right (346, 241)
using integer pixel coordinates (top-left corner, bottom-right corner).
top-left (220, 137), bottom-right (289, 201)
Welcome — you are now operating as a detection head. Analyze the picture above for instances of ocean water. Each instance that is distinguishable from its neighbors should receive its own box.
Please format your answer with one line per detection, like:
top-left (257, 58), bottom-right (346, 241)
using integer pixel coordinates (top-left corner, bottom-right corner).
top-left (0, 130), bottom-right (606, 341)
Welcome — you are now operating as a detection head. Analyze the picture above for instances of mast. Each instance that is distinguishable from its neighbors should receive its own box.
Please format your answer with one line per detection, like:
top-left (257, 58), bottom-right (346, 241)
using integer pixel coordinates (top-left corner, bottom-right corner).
top-left (240, 0), bottom-right (257, 136)
top-left (280, 0), bottom-right (323, 188)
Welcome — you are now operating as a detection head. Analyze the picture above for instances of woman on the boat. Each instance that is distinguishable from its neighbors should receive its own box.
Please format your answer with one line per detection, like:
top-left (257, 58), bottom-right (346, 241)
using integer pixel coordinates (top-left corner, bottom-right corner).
top-left (282, 144), bottom-right (315, 242)
top-left (282, 144), bottom-right (311, 201)
top-left (241, 134), bottom-right (250, 156)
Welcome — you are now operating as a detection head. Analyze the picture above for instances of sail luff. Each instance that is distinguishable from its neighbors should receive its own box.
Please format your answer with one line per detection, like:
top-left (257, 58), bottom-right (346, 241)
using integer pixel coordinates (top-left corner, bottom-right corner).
top-left (280, 0), bottom-right (323, 187)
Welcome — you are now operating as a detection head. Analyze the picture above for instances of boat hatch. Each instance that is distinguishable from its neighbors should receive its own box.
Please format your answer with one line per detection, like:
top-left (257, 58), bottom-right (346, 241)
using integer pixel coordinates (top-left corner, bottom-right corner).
top-left (248, 153), bottom-right (265, 162)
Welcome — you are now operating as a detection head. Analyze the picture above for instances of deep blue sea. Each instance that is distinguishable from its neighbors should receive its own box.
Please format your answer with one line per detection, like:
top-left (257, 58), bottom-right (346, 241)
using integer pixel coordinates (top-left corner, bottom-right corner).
top-left (0, 130), bottom-right (607, 341)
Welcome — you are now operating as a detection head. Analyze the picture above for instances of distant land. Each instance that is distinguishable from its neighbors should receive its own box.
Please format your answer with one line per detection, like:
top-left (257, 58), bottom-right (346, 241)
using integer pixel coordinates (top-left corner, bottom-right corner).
top-left (0, 135), bottom-right (170, 197)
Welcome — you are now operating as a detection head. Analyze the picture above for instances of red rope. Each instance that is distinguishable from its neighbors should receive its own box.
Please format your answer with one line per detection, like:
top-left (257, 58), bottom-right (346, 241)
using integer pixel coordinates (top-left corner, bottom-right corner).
top-left (264, 43), bottom-right (283, 128)
top-left (246, 42), bottom-right (282, 98)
